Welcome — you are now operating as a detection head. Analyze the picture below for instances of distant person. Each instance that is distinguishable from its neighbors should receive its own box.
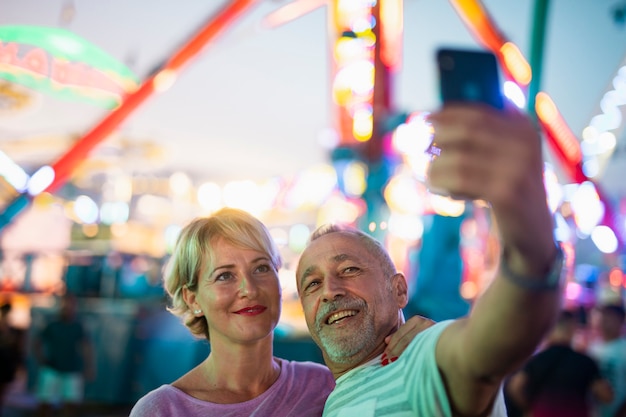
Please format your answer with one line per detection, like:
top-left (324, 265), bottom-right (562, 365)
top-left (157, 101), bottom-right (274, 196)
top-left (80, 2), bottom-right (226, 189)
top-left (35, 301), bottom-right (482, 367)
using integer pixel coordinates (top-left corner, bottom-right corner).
top-left (588, 303), bottom-right (626, 417)
top-left (129, 208), bottom-right (433, 417)
top-left (33, 294), bottom-right (94, 417)
top-left (506, 309), bottom-right (613, 417)
top-left (0, 300), bottom-right (26, 416)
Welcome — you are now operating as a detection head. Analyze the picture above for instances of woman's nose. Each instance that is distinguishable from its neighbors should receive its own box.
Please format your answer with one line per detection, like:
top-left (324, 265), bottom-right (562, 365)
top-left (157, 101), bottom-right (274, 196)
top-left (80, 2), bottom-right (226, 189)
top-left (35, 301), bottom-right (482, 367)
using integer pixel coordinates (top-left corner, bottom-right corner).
top-left (239, 275), bottom-right (258, 298)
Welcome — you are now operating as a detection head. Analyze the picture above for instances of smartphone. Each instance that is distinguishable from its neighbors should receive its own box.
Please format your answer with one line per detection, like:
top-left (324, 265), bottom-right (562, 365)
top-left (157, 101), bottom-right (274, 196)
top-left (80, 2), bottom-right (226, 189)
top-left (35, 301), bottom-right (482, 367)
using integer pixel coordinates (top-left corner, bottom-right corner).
top-left (436, 48), bottom-right (504, 110)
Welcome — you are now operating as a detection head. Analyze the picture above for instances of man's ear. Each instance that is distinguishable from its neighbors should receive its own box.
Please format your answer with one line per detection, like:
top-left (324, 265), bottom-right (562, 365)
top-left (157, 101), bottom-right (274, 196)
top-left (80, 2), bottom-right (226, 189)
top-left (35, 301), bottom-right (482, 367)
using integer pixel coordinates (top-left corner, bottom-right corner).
top-left (392, 273), bottom-right (409, 308)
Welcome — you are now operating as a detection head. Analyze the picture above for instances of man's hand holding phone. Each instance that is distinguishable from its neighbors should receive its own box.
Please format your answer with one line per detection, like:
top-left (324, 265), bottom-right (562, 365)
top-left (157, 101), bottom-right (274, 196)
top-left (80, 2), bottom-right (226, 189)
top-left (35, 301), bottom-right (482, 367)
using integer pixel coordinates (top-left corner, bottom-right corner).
top-left (427, 47), bottom-right (554, 266)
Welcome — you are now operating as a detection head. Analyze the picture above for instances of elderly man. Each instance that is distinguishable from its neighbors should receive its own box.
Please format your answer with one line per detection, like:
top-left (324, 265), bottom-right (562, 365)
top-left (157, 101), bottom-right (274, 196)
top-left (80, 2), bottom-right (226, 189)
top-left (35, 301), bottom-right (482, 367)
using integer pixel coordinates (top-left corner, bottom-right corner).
top-left (296, 102), bottom-right (564, 416)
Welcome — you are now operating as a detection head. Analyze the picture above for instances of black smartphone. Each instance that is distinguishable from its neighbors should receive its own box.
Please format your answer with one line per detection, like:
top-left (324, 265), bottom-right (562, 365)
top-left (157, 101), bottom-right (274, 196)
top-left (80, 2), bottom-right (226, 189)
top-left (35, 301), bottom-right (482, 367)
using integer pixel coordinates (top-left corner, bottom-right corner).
top-left (436, 48), bottom-right (504, 110)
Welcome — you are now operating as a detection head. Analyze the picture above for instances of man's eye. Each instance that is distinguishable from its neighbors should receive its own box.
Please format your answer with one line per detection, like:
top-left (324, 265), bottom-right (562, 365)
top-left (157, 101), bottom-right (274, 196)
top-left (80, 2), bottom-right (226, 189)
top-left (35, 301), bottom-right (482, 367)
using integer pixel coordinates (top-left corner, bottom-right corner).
top-left (343, 266), bottom-right (359, 274)
top-left (305, 280), bottom-right (320, 291)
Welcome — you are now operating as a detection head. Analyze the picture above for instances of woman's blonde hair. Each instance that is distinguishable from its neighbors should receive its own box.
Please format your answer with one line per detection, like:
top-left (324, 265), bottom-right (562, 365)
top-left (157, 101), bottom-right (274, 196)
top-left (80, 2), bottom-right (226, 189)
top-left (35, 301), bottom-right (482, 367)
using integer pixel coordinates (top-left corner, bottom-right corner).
top-left (163, 207), bottom-right (282, 340)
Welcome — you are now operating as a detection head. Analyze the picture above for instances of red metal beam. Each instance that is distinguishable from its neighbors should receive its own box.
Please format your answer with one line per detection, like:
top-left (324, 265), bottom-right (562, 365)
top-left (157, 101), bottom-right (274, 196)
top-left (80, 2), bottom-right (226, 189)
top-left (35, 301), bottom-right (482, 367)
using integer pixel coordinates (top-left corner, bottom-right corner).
top-left (45, 0), bottom-right (259, 193)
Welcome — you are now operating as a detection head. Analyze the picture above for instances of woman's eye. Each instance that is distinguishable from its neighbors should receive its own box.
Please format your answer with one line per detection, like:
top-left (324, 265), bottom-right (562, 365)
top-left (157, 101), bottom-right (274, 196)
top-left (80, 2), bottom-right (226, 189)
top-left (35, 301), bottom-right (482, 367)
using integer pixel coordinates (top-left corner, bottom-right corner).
top-left (255, 264), bottom-right (271, 273)
top-left (216, 272), bottom-right (234, 282)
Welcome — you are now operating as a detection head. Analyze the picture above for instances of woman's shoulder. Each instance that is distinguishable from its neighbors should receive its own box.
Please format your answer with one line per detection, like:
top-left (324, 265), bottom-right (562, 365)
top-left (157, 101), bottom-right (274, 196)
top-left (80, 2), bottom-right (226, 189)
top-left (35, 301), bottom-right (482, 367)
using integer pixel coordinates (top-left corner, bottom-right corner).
top-left (129, 385), bottom-right (182, 417)
top-left (279, 359), bottom-right (334, 383)
top-left (283, 358), bottom-right (329, 371)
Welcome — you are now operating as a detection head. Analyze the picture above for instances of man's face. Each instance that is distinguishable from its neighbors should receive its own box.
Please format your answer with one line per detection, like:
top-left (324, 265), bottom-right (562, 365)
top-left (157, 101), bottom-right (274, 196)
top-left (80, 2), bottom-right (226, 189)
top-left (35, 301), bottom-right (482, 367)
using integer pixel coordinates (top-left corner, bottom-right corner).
top-left (296, 232), bottom-right (406, 366)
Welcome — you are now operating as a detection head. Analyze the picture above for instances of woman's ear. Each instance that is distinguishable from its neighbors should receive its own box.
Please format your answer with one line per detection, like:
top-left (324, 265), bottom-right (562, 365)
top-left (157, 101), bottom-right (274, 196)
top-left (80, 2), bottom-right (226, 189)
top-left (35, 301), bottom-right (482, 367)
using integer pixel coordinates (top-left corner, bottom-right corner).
top-left (182, 286), bottom-right (199, 314)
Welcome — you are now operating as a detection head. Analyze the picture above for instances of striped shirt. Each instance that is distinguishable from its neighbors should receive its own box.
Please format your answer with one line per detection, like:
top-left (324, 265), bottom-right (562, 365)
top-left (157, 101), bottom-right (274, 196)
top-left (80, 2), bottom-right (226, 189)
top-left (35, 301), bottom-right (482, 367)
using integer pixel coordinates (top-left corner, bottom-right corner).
top-left (322, 321), bottom-right (507, 417)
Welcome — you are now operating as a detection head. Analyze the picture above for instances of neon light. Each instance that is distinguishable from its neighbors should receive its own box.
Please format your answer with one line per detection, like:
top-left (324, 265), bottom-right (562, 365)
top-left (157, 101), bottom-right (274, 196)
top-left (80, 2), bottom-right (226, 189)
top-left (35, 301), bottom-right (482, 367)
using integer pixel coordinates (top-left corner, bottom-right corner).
top-left (536, 92), bottom-right (583, 166)
top-left (0, 1), bottom-right (260, 232)
top-left (380, 0), bottom-right (403, 69)
top-left (262, 0), bottom-right (327, 28)
top-left (0, 26), bottom-right (139, 107)
top-left (500, 42), bottom-right (531, 86)
top-left (448, 0), bottom-right (507, 52)
top-left (43, 0), bottom-right (260, 194)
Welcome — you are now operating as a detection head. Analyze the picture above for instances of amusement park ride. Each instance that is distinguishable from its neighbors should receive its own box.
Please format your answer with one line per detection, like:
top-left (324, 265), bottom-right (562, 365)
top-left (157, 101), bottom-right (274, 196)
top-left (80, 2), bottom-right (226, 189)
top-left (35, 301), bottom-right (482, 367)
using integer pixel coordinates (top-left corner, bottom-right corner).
top-left (0, 0), bottom-right (624, 259)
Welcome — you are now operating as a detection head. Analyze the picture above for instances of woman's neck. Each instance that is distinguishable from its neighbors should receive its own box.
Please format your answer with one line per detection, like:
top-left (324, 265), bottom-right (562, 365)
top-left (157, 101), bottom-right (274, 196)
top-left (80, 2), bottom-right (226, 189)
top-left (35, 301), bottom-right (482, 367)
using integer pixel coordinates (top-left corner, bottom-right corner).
top-left (175, 339), bottom-right (281, 404)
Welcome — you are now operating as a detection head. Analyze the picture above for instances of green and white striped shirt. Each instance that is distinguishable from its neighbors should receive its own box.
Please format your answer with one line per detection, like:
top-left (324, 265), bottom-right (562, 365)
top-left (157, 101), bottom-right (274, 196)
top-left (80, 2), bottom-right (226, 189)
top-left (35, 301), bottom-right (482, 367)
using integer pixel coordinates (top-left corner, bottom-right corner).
top-left (322, 321), bottom-right (507, 417)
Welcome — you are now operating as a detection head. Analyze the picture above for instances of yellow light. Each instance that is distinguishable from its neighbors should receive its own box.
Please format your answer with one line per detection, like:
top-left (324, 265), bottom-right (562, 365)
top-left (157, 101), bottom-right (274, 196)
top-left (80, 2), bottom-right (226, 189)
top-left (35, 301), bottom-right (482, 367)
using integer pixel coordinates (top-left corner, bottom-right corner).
top-left (500, 42), bottom-right (531, 86)
top-left (343, 161), bottom-right (367, 196)
top-left (384, 173), bottom-right (424, 215)
top-left (154, 69), bottom-right (177, 92)
top-left (430, 194), bottom-right (466, 217)
top-left (33, 192), bottom-right (55, 207)
top-left (111, 222), bottom-right (128, 237)
top-left (353, 109), bottom-right (373, 141)
top-left (460, 281), bottom-right (478, 300)
top-left (82, 223), bottom-right (99, 238)
top-left (535, 92), bottom-right (558, 121)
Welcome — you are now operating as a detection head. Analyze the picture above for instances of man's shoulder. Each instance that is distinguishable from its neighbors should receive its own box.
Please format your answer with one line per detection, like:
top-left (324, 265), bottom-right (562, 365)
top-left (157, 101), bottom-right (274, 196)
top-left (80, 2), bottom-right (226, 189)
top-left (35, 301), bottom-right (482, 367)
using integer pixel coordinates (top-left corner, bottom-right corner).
top-left (405, 320), bottom-right (455, 351)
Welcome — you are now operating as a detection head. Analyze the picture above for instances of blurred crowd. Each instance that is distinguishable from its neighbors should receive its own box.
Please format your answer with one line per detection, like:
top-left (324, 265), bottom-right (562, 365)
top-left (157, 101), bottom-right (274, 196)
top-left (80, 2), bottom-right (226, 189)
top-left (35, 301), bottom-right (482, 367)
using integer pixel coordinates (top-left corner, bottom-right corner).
top-left (503, 303), bottom-right (626, 417)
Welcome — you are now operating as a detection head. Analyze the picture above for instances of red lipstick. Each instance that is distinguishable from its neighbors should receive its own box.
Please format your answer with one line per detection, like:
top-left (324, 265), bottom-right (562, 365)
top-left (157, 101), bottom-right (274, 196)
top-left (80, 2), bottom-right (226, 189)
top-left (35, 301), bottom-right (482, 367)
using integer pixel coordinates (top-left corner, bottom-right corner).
top-left (234, 305), bottom-right (266, 316)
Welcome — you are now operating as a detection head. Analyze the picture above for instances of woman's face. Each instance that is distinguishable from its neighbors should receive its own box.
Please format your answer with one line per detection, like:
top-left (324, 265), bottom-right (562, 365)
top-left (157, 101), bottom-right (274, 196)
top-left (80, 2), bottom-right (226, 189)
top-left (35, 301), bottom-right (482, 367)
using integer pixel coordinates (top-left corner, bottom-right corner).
top-left (184, 238), bottom-right (282, 345)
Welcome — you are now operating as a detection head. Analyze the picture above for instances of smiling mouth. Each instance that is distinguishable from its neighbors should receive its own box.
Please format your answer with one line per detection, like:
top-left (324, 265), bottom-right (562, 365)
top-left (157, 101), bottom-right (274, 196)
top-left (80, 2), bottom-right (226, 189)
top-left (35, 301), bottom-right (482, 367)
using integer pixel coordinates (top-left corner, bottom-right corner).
top-left (235, 306), bottom-right (266, 315)
top-left (327, 310), bottom-right (358, 325)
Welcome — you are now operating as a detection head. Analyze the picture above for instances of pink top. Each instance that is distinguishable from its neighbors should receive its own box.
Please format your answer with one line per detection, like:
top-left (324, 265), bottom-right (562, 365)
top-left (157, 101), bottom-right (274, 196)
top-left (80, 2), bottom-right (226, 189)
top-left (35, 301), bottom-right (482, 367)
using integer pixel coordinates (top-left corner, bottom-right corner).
top-left (129, 359), bottom-right (335, 417)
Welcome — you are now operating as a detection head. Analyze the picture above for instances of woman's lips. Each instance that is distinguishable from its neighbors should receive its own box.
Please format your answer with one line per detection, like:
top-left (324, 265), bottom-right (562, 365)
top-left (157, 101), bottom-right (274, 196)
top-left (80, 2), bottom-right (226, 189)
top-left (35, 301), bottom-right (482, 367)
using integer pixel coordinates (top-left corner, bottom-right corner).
top-left (234, 305), bottom-right (267, 316)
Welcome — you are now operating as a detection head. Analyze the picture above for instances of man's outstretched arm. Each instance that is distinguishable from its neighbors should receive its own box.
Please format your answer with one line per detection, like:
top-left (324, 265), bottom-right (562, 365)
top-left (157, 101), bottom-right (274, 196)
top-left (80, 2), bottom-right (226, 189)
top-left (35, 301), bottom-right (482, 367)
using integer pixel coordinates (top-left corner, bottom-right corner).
top-left (427, 103), bottom-right (562, 416)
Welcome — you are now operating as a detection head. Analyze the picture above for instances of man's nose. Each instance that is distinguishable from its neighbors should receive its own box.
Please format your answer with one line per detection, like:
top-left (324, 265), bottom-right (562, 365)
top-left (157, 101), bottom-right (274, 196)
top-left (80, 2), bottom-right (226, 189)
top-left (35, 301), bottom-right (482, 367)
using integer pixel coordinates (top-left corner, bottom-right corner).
top-left (321, 275), bottom-right (345, 303)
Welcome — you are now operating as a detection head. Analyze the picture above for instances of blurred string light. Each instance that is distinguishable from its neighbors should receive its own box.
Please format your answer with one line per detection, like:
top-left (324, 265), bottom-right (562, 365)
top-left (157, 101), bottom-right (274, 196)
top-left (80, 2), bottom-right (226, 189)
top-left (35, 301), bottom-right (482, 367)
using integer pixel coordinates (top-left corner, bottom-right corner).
top-left (317, 192), bottom-right (364, 225)
top-left (164, 224), bottom-right (182, 253)
top-left (284, 164), bottom-right (337, 209)
top-left (99, 202), bottom-right (129, 225)
top-left (390, 111), bottom-right (433, 181)
top-left (499, 42), bottom-right (531, 86)
top-left (581, 63), bottom-right (625, 177)
top-left (330, 0), bottom-right (378, 145)
top-left (503, 80), bottom-right (526, 109)
top-left (223, 180), bottom-right (263, 215)
top-left (196, 181), bottom-right (222, 213)
top-left (169, 171), bottom-right (192, 197)
top-left (554, 212), bottom-right (572, 243)
top-left (608, 267), bottom-right (625, 288)
top-left (383, 171), bottom-right (424, 215)
top-left (387, 212), bottom-right (424, 241)
top-left (27, 165), bottom-right (54, 196)
top-left (288, 224), bottom-right (311, 253)
top-left (592, 225), bottom-right (619, 254)
top-left (0, 150), bottom-right (29, 192)
top-left (74, 195), bottom-right (99, 224)
top-left (429, 194), bottom-right (466, 217)
top-left (340, 160), bottom-right (368, 197)
top-left (565, 281), bottom-right (583, 301)
top-left (569, 181), bottom-right (605, 237)
top-left (544, 163), bottom-right (563, 214)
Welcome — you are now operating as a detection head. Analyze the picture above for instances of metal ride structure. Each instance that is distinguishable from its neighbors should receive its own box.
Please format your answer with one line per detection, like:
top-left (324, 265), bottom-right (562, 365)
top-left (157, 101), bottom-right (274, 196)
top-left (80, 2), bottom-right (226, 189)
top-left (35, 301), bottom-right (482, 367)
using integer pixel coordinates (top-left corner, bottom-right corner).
top-left (0, 0), bottom-right (620, 253)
